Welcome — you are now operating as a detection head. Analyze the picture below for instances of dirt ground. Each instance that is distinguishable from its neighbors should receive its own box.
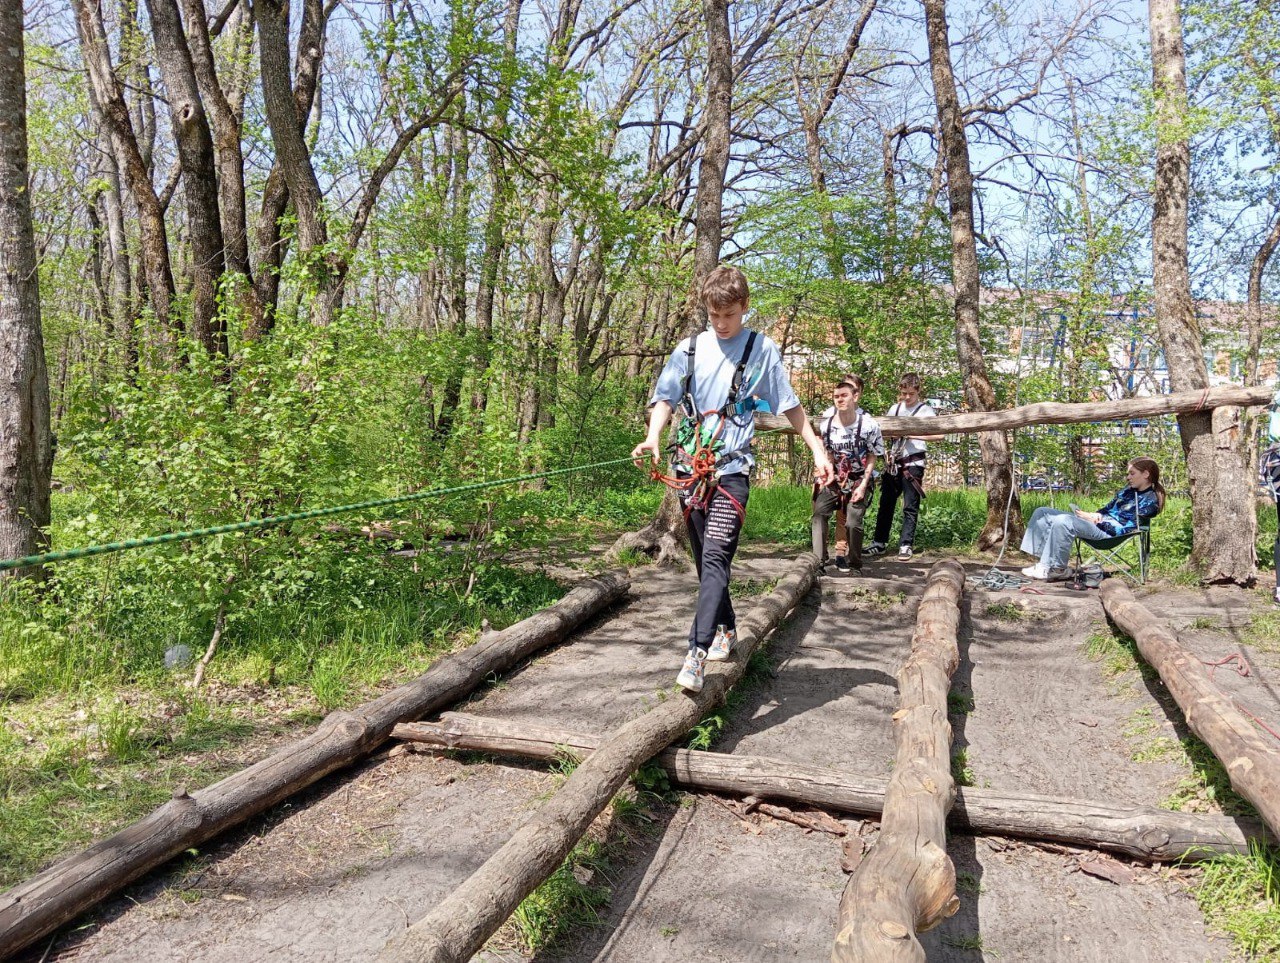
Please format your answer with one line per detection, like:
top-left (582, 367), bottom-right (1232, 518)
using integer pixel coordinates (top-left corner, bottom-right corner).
top-left (20, 547), bottom-right (1280, 963)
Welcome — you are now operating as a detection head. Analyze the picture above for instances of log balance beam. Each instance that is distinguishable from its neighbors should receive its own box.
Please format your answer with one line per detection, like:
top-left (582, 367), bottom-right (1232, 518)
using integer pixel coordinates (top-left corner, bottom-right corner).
top-left (378, 553), bottom-right (822, 963)
top-left (1100, 580), bottom-right (1280, 842)
top-left (832, 559), bottom-right (966, 962)
top-left (0, 571), bottom-right (630, 962)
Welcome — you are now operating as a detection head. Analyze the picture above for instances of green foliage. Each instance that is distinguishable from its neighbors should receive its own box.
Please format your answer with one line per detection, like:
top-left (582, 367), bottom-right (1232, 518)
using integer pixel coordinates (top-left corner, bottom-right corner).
top-left (951, 747), bottom-right (976, 788)
top-left (1193, 842), bottom-right (1280, 959)
top-left (948, 691), bottom-right (975, 716)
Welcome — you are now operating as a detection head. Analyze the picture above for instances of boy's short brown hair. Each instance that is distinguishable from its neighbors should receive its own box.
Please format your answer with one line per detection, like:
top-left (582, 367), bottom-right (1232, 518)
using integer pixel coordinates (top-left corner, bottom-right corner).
top-left (898, 372), bottom-right (922, 391)
top-left (701, 265), bottom-right (750, 308)
top-left (836, 375), bottom-right (864, 392)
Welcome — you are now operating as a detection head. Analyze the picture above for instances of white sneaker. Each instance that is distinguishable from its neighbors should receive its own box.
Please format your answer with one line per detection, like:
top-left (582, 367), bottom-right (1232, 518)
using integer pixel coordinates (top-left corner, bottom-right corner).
top-left (898, 545), bottom-right (914, 560)
top-left (1021, 563), bottom-right (1049, 580)
top-left (707, 625), bottom-right (735, 662)
top-left (677, 648), bottom-right (708, 692)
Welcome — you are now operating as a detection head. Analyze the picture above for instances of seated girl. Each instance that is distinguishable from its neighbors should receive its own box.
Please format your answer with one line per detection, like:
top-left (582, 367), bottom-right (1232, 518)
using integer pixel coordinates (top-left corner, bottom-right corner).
top-left (1020, 457), bottom-right (1165, 581)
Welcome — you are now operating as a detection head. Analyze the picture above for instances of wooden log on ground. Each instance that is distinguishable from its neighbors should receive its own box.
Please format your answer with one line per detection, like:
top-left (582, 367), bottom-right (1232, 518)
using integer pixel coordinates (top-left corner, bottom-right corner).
top-left (1100, 580), bottom-right (1280, 841)
top-left (394, 712), bottom-right (1265, 861)
top-left (0, 571), bottom-right (629, 962)
top-left (833, 559), bottom-right (966, 962)
top-left (756, 384), bottom-right (1273, 438)
top-left (378, 554), bottom-right (821, 963)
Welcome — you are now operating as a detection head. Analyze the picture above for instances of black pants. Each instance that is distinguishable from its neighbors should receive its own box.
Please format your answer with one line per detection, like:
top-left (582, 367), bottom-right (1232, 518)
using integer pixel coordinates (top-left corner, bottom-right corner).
top-left (873, 463), bottom-right (924, 548)
top-left (680, 472), bottom-right (749, 654)
top-left (812, 480), bottom-right (873, 570)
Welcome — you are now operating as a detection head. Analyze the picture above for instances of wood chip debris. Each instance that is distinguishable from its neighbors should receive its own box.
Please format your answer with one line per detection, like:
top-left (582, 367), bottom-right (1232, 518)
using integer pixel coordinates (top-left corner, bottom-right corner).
top-left (841, 837), bottom-right (867, 874)
top-left (1076, 857), bottom-right (1136, 885)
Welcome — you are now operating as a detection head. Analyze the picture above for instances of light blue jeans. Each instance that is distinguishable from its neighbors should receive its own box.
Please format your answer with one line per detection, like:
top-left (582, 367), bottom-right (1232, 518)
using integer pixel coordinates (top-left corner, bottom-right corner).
top-left (1020, 507), bottom-right (1110, 570)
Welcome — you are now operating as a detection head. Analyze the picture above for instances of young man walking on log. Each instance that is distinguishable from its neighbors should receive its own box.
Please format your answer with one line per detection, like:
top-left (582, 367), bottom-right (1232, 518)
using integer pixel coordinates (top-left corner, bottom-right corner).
top-left (812, 376), bottom-right (883, 574)
top-left (632, 265), bottom-right (832, 693)
top-left (866, 372), bottom-right (941, 561)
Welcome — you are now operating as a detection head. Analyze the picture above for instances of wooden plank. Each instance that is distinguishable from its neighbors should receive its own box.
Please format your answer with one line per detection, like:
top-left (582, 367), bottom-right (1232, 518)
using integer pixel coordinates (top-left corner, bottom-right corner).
top-left (833, 559), bottom-right (965, 962)
top-left (1100, 580), bottom-right (1280, 841)
top-left (378, 554), bottom-right (821, 963)
top-left (0, 571), bottom-right (630, 962)
top-left (756, 384), bottom-right (1273, 437)
top-left (393, 713), bottom-right (1265, 861)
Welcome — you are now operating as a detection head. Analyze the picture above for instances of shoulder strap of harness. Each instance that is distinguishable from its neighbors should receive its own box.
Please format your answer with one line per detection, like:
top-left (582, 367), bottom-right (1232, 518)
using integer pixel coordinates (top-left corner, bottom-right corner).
top-left (679, 335), bottom-right (698, 419)
top-left (724, 331), bottom-right (758, 413)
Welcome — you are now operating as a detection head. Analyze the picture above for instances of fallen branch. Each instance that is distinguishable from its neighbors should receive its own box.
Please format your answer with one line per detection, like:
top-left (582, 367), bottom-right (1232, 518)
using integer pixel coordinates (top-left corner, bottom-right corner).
top-left (378, 554), bottom-right (821, 963)
top-left (393, 711), bottom-right (1265, 860)
top-left (0, 571), bottom-right (630, 962)
top-left (1100, 580), bottom-right (1280, 841)
top-left (191, 598), bottom-right (228, 690)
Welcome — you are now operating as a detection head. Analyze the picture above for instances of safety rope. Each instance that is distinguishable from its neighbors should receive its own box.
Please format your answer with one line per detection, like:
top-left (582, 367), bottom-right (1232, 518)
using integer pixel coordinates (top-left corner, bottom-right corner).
top-left (0, 455), bottom-right (638, 573)
top-left (1197, 650), bottom-right (1280, 745)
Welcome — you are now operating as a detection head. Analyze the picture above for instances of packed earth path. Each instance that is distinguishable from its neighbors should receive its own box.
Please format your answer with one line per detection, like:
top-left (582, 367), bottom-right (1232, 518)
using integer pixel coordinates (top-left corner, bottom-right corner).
top-left (15, 546), bottom-right (1280, 963)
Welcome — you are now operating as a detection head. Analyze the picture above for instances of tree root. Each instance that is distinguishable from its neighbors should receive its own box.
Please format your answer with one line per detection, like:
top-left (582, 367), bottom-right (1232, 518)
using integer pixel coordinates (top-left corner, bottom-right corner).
top-left (606, 525), bottom-right (688, 567)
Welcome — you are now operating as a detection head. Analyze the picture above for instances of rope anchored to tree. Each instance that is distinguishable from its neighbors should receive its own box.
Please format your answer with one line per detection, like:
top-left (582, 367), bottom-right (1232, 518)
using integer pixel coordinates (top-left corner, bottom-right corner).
top-left (0, 456), bottom-right (639, 574)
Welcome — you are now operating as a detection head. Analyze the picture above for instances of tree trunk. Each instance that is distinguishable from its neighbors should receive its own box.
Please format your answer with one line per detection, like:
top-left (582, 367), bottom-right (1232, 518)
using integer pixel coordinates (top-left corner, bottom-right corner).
top-left (146, 0), bottom-right (227, 358)
top-left (1241, 210), bottom-right (1279, 503)
top-left (922, 0), bottom-right (1020, 551)
top-left (0, 572), bottom-right (629, 959)
top-left (180, 0), bottom-right (261, 331)
top-left (794, 0), bottom-right (877, 355)
top-left (623, 0), bottom-right (733, 562)
top-left (254, 0), bottom-right (342, 325)
top-left (74, 0), bottom-right (179, 344)
top-left (395, 712), bottom-right (1268, 862)
top-left (833, 561), bottom-right (964, 961)
top-left (1149, 0), bottom-right (1252, 584)
top-left (0, 0), bottom-right (53, 572)
top-left (471, 0), bottom-right (522, 412)
top-left (1100, 580), bottom-right (1280, 840)
top-left (379, 555), bottom-right (820, 963)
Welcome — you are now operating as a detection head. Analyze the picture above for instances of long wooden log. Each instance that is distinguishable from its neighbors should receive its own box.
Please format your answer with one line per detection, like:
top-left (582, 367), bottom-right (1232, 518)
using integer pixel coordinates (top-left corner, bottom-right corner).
top-left (0, 571), bottom-right (630, 962)
top-left (393, 713), bottom-right (1266, 861)
top-left (757, 384), bottom-right (1272, 437)
top-left (1100, 580), bottom-right (1280, 841)
top-left (833, 559), bottom-right (966, 962)
top-left (378, 554), bottom-right (821, 963)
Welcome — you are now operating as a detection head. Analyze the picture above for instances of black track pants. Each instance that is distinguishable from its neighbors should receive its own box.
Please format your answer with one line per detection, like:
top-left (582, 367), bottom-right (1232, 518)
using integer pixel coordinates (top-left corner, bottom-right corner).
top-left (680, 472), bottom-right (750, 654)
top-left (873, 463), bottom-right (924, 548)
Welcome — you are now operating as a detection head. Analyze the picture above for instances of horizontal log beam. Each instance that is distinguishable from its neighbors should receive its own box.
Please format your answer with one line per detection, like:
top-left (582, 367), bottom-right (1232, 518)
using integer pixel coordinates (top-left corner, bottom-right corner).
top-left (394, 711), bottom-right (1267, 862)
top-left (0, 571), bottom-right (630, 962)
top-left (756, 384), bottom-right (1273, 437)
top-left (1100, 580), bottom-right (1280, 841)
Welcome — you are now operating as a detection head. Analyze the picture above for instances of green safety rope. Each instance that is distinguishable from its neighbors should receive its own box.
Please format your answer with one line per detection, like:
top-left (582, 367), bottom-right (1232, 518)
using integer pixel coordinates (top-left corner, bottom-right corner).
top-left (0, 456), bottom-right (639, 573)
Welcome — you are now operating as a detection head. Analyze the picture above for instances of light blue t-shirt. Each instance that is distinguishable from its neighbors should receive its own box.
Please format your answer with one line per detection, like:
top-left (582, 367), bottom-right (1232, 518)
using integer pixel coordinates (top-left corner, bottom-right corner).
top-left (649, 327), bottom-right (799, 476)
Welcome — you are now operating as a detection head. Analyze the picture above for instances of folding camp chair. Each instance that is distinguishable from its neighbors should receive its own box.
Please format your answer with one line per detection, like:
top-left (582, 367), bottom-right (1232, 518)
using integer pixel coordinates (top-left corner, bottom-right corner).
top-left (1075, 520), bottom-right (1152, 585)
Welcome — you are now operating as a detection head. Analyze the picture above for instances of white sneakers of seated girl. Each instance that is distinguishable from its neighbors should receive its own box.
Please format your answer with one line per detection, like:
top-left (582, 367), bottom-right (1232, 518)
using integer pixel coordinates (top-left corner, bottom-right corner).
top-left (1022, 562), bottom-right (1070, 581)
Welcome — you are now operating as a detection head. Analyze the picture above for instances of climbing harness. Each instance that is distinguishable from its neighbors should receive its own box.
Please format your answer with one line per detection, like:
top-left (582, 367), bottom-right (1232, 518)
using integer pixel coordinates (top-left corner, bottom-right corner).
top-left (642, 331), bottom-right (762, 523)
top-left (820, 409), bottom-right (868, 507)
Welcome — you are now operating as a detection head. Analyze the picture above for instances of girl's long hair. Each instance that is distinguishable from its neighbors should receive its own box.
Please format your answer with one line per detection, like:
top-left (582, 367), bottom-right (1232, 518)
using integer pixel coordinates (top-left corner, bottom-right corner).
top-left (1130, 457), bottom-right (1167, 514)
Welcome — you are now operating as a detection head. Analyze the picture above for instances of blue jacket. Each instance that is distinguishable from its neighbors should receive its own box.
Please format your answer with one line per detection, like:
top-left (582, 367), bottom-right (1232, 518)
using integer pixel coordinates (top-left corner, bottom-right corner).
top-left (1097, 486), bottom-right (1161, 537)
